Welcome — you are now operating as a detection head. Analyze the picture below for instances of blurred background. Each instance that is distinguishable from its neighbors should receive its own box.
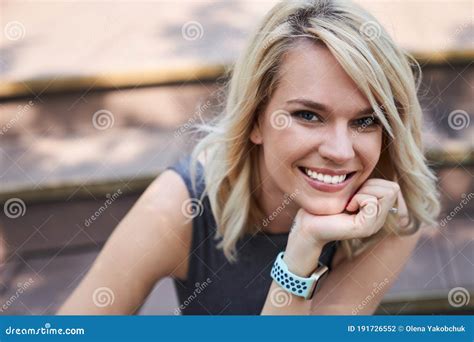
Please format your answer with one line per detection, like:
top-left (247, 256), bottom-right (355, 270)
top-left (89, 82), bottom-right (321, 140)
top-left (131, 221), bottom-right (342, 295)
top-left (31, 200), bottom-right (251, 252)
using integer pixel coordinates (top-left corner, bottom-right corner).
top-left (0, 0), bottom-right (472, 315)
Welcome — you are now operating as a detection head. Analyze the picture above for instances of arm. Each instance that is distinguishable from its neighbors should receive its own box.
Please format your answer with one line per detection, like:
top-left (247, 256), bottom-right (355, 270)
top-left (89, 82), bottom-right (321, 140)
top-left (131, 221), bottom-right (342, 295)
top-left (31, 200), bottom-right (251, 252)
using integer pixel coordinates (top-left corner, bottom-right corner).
top-left (57, 170), bottom-right (192, 315)
top-left (261, 225), bottom-right (421, 315)
top-left (262, 178), bottom-right (414, 315)
top-left (261, 232), bottom-right (324, 315)
top-left (311, 228), bottom-right (422, 314)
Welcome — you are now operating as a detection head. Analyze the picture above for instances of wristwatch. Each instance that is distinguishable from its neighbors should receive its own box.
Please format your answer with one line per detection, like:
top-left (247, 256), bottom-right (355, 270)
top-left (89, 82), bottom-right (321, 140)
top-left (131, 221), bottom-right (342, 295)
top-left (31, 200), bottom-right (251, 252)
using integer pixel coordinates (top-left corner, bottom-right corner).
top-left (270, 251), bottom-right (329, 300)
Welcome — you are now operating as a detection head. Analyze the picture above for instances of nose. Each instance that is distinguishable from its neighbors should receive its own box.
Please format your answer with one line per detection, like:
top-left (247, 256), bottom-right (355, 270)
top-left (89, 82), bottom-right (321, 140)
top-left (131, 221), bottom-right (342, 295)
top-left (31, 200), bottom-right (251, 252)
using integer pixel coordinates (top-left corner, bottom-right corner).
top-left (318, 124), bottom-right (355, 164)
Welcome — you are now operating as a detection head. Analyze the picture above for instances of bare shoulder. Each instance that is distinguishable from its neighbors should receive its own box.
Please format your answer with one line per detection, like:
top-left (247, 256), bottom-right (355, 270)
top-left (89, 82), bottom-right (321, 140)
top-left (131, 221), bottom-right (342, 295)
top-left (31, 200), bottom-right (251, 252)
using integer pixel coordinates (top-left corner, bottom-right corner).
top-left (58, 167), bottom-right (193, 314)
top-left (140, 168), bottom-right (194, 280)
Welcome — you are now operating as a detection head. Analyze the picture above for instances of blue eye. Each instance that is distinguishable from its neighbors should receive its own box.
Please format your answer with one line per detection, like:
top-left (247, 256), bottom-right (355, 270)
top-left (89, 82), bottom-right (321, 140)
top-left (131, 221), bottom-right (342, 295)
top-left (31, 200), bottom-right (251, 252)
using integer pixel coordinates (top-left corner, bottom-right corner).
top-left (353, 116), bottom-right (379, 128)
top-left (292, 110), bottom-right (321, 122)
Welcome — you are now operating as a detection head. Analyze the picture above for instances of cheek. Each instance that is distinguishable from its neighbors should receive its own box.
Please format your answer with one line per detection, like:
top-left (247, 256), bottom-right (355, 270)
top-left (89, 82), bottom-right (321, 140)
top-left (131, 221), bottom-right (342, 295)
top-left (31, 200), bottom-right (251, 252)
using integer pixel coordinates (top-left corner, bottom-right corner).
top-left (262, 134), bottom-right (296, 174)
top-left (261, 129), bottom-right (306, 183)
top-left (354, 133), bottom-right (383, 171)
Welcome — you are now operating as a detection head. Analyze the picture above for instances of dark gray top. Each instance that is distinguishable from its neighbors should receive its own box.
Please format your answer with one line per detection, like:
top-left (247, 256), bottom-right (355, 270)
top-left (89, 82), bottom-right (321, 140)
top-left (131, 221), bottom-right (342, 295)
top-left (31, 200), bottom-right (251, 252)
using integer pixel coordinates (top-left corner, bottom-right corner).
top-left (165, 155), bottom-right (338, 315)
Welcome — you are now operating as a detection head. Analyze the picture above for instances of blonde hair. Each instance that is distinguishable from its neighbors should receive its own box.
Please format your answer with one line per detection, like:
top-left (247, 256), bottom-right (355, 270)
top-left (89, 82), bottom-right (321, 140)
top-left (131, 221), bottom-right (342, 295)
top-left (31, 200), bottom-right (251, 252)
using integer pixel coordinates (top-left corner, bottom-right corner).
top-left (187, 0), bottom-right (440, 263)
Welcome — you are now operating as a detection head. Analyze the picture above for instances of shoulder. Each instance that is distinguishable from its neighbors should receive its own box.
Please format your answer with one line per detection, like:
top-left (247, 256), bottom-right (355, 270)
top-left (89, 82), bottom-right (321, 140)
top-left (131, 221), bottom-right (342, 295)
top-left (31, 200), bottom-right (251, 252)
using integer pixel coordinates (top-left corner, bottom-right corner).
top-left (57, 166), bottom-right (195, 314)
top-left (144, 151), bottom-right (208, 279)
top-left (143, 167), bottom-right (195, 280)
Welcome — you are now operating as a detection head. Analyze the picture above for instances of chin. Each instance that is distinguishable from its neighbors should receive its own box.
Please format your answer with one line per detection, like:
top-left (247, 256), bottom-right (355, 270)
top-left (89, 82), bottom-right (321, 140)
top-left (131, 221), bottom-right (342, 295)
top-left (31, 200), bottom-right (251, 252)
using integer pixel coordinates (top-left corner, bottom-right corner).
top-left (299, 197), bottom-right (348, 216)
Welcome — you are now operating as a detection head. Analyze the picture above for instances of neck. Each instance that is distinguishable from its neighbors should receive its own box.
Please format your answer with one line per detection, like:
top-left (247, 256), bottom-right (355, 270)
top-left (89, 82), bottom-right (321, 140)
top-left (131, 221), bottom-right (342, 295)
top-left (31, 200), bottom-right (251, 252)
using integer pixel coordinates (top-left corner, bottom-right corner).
top-left (255, 151), bottom-right (299, 235)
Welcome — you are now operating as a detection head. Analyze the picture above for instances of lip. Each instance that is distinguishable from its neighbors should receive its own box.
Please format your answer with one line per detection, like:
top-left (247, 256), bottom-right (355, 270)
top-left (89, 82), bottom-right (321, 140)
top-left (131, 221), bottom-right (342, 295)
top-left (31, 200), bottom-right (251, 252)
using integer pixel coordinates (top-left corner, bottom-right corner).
top-left (298, 167), bottom-right (357, 193)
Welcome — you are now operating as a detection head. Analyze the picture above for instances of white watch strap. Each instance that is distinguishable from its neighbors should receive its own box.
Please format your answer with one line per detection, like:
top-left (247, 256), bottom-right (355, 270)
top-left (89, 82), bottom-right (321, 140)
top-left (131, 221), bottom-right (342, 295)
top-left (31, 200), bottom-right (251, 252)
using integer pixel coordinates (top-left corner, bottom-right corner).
top-left (270, 251), bottom-right (329, 300)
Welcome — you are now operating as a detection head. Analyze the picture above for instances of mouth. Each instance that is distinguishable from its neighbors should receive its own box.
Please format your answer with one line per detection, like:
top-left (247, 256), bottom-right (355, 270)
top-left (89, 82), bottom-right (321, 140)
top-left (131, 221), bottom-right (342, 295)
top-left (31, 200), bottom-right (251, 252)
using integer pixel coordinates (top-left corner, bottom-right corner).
top-left (297, 166), bottom-right (357, 193)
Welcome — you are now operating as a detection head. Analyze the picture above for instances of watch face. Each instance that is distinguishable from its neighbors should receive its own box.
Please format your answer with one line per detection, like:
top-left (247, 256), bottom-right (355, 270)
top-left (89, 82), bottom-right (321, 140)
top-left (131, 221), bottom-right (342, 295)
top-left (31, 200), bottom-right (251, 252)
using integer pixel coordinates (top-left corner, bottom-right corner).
top-left (308, 281), bottom-right (318, 300)
top-left (308, 268), bottom-right (329, 299)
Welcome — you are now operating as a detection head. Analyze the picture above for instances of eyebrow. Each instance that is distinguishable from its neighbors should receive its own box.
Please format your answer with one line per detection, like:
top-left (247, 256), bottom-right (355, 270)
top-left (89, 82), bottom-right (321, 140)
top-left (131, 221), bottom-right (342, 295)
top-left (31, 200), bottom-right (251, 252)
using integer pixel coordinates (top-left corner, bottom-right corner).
top-left (286, 98), bottom-right (375, 117)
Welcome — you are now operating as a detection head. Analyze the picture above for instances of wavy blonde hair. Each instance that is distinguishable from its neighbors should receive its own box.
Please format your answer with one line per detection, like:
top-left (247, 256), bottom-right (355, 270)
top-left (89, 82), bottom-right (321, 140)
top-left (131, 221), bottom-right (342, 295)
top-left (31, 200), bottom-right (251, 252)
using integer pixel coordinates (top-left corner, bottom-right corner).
top-left (187, 0), bottom-right (440, 263)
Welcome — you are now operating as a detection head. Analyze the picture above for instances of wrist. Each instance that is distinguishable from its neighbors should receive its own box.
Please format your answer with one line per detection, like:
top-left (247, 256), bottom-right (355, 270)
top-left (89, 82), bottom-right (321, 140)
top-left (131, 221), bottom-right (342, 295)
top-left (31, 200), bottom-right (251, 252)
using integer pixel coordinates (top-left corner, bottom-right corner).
top-left (283, 238), bottom-right (324, 277)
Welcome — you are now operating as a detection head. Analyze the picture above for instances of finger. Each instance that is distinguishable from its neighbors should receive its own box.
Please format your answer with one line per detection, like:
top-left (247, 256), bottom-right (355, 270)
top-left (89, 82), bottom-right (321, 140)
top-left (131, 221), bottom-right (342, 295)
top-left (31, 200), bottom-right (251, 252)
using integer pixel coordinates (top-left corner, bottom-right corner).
top-left (362, 178), bottom-right (400, 189)
top-left (359, 185), bottom-right (399, 219)
top-left (397, 190), bottom-right (410, 227)
top-left (352, 195), bottom-right (379, 235)
top-left (350, 183), bottom-right (400, 215)
top-left (397, 190), bottom-right (407, 215)
top-left (301, 211), bottom-right (357, 242)
top-left (360, 180), bottom-right (400, 199)
top-left (346, 193), bottom-right (377, 212)
top-left (357, 180), bottom-right (400, 193)
top-left (353, 186), bottom-right (400, 213)
top-left (353, 185), bottom-right (395, 200)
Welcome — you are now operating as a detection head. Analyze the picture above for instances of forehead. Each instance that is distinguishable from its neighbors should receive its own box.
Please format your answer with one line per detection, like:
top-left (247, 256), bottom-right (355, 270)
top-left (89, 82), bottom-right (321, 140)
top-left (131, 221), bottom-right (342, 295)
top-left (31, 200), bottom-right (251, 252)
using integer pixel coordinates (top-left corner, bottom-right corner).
top-left (273, 40), bottom-right (371, 115)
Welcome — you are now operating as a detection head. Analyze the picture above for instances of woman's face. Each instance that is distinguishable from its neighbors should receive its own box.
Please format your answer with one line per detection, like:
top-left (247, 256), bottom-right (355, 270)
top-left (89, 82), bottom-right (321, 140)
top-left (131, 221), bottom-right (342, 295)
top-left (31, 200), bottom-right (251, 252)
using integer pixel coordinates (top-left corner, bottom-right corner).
top-left (251, 40), bottom-right (383, 215)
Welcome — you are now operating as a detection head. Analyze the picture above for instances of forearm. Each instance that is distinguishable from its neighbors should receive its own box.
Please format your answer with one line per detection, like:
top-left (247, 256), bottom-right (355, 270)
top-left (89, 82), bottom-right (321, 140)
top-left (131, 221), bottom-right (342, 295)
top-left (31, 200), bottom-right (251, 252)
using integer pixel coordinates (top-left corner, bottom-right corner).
top-left (261, 238), bottom-right (323, 315)
top-left (260, 281), bottom-right (313, 314)
top-left (310, 230), bottom-right (421, 315)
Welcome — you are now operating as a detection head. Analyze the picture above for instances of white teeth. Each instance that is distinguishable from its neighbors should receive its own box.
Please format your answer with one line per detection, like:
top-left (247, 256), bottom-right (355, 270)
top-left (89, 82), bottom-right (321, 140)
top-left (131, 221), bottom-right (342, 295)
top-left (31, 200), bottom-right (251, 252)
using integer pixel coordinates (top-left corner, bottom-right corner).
top-left (304, 168), bottom-right (348, 184)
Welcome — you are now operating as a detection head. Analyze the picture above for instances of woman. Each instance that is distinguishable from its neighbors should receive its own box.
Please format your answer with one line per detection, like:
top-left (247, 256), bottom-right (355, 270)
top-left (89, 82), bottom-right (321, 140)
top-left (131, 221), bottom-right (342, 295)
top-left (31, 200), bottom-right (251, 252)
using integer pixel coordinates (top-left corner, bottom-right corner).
top-left (59, 0), bottom-right (440, 315)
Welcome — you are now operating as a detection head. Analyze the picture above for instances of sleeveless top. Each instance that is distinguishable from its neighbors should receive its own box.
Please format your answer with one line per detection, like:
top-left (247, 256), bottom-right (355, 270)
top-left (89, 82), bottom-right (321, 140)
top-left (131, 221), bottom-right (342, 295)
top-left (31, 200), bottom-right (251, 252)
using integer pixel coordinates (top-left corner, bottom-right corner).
top-left (165, 155), bottom-right (339, 315)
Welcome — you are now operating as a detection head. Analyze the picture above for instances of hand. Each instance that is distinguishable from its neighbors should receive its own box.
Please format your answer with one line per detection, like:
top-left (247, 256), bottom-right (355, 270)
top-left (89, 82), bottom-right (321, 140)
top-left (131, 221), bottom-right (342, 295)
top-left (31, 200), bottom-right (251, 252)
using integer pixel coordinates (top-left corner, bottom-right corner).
top-left (284, 179), bottom-right (401, 276)
top-left (296, 178), bottom-right (400, 244)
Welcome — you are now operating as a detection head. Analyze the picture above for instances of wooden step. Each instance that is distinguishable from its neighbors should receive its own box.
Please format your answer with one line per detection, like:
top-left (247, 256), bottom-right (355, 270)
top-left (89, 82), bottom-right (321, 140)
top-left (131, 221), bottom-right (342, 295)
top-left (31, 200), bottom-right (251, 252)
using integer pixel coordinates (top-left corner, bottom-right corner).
top-left (0, 63), bottom-right (472, 203)
top-left (0, 218), bottom-right (471, 315)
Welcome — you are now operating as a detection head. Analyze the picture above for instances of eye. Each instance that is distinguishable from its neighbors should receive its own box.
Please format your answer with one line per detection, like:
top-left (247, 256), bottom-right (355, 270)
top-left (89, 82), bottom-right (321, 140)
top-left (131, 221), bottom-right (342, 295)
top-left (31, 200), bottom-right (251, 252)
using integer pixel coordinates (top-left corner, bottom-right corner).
top-left (292, 110), bottom-right (322, 123)
top-left (353, 115), bottom-right (380, 128)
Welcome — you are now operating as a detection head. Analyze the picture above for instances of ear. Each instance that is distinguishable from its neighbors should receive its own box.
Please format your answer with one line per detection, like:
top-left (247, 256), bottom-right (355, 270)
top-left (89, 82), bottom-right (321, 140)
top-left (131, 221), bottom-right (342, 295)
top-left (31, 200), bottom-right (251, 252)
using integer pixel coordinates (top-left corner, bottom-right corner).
top-left (250, 119), bottom-right (263, 145)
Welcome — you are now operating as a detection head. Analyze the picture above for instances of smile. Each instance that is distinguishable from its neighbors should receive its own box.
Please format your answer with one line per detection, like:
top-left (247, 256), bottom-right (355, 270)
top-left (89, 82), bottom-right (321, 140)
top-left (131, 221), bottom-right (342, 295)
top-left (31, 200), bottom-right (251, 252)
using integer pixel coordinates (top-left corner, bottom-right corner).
top-left (298, 166), bottom-right (357, 192)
